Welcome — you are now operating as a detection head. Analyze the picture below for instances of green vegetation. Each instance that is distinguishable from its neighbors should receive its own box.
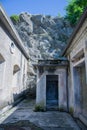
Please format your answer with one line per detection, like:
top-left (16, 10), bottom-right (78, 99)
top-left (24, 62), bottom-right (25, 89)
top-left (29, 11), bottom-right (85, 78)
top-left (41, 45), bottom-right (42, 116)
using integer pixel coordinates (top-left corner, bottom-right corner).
top-left (10, 15), bottom-right (20, 24)
top-left (58, 13), bottom-right (62, 18)
top-left (69, 107), bottom-right (74, 115)
top-left (34, 105), bottom-right (45, 112)
top-left (65, 0), bottom-right (87, 26)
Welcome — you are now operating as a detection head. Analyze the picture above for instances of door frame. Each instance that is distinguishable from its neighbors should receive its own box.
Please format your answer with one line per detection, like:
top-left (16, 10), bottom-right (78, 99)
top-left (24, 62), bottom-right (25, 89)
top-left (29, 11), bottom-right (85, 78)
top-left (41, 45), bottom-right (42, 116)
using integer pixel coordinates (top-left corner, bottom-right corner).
top-left (46, 75), bottom-right (59, 108)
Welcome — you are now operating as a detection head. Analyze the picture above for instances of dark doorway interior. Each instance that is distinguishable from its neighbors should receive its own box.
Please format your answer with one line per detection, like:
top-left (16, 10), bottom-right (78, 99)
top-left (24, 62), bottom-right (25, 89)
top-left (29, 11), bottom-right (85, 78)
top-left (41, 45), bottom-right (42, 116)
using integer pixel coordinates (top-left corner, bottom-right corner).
top-left (46, 75), bottom-right (58, 110)
top-left (74, 62), bottom-right (87, 116)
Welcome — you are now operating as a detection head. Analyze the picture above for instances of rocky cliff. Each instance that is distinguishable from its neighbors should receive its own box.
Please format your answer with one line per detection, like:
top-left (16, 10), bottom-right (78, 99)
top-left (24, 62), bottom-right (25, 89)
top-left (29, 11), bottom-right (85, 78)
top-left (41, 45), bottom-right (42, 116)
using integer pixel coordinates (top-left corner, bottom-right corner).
top-left (11, 13), bottom-right (73, 96)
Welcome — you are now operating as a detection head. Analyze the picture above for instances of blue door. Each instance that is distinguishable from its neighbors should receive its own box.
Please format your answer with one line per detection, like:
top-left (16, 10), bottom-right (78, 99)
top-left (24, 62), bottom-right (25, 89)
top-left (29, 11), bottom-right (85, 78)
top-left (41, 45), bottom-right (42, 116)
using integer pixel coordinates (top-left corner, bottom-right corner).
top-left (46, 75), bottom-right (58, 109)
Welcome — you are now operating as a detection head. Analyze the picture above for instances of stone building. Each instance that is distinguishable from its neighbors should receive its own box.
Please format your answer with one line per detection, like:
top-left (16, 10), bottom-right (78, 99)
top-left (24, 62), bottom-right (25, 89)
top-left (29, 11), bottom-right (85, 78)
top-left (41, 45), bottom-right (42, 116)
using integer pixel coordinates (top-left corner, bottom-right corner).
top-left (0, 5), bottom-right (29, 112)
top-left (1, 2), bottom-right (87, 127)
top-left (62, 8), bottom-right (87, 126)
top-left (35, 59), bottom-right (68, 111)
top-left (35, 8), bottom-right (87, 126)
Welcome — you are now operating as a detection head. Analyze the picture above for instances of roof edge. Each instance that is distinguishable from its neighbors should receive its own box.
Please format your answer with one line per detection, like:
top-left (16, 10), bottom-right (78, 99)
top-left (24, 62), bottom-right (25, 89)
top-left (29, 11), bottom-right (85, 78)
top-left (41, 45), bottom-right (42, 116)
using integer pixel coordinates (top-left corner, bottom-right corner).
top-left (61, 7), bottom-right (87, 56)
top-left (0, 4), bottom-right (29, 59)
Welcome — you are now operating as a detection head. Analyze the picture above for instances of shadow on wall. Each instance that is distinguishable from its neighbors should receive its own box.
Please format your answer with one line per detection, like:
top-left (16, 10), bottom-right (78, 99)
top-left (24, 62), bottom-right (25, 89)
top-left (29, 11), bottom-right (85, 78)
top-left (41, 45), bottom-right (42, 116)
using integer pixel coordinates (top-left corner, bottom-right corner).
top-left (0, 88), bottom-right (29, 111)
top-left (24, 87), bottom-right (36, 99)
top-left (12, 89), bottom-right (28, 106)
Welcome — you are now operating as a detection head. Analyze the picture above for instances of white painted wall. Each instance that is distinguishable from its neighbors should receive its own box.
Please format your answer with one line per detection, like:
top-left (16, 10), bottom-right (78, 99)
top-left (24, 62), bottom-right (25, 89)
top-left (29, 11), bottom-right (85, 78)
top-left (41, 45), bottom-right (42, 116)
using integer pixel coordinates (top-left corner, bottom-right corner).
top-left (0, 22), bottom-right (28, 109)
top-left (36, 66), bottom-right (68, 111)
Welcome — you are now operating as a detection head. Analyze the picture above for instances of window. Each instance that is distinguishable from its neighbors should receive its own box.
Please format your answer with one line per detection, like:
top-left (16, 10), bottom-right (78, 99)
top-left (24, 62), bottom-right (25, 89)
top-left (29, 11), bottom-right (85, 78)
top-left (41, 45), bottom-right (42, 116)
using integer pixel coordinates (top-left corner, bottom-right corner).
top-left (10, 42), bottom-right (15, 54)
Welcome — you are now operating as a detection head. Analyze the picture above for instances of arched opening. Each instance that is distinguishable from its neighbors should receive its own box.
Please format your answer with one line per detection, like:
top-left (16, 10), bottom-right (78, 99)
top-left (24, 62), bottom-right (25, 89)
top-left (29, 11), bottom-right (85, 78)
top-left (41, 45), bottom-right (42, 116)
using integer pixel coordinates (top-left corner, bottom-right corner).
top-left (0, 54), bottom-right (5, 63)
top-left (12, 64), bottom-right (20, 101)
top-left (13, 64), bottom-right (20, 74)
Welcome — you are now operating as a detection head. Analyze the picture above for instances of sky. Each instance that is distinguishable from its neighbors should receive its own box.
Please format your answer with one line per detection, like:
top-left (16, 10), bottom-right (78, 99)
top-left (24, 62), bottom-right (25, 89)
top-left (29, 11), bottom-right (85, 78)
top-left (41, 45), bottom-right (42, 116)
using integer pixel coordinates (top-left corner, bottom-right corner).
top-left (0, 0), bottom-right (68, 16)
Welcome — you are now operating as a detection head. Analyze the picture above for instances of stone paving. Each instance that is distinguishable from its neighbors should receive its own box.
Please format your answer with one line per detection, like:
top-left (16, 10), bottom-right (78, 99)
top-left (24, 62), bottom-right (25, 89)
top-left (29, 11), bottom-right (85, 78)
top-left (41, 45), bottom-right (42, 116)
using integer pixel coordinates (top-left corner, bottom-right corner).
top-left (0, 99), bottom-right (81, 130)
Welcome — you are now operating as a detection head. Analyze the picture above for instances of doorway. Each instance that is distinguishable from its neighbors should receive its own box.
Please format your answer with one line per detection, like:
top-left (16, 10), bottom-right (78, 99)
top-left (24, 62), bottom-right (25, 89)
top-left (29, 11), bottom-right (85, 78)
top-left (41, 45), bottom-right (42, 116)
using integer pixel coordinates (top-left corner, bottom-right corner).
top-left (73, 61), bottom-right (87, 116)
top-left (46, 75), bottom-right (58, 109)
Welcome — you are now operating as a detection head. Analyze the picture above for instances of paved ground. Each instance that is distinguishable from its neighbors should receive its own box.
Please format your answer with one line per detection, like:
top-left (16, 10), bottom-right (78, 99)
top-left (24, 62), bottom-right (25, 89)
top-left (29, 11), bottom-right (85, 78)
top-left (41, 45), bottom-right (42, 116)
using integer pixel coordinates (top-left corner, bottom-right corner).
top-left (0, 99), bottom-right (81, 130)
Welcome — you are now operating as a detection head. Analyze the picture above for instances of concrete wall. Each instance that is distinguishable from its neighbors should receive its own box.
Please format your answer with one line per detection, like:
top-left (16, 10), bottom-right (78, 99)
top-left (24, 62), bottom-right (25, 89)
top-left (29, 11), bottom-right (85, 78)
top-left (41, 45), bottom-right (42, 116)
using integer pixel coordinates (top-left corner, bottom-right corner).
top-left (36, 66), bottom-right (68, 111)
top-left (81, 65), bottom-right (87, 116)
top-left (0, 21), bottom-right (28, 110)
top-left (65, 18), bottom-right (87, 125)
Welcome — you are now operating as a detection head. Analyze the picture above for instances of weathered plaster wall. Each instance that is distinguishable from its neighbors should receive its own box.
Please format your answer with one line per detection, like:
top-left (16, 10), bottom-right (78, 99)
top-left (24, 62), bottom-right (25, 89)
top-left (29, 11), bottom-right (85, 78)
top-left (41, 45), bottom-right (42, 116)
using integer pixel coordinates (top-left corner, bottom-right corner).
top-left (65, 18), bottom-right (87, 124)
top-left (36, 68), bottom-right (46, 107)
top-left (0, 22), bottom-right (28, 109)
top-left (81, 65), bottom-right (87, 116)
top-left (36, 66), bottom-right (68, 111)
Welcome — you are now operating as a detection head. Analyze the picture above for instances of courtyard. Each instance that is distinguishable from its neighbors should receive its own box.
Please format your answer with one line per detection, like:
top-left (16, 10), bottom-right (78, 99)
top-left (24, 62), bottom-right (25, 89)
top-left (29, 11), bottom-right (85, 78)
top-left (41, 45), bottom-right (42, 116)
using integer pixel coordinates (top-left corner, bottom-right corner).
top-left (0, 99), bottom-right (85, 130)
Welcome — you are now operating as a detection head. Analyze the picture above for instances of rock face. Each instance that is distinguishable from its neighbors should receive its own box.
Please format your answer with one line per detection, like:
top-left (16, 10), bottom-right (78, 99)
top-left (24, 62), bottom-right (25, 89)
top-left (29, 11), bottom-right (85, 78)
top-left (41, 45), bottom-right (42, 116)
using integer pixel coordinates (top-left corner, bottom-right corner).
top-left (11, 12), bottom-right (73, 97)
